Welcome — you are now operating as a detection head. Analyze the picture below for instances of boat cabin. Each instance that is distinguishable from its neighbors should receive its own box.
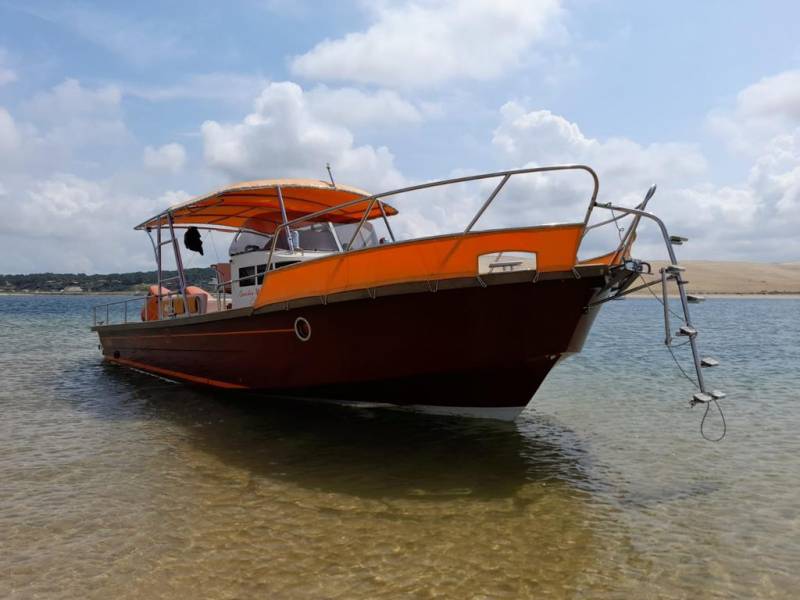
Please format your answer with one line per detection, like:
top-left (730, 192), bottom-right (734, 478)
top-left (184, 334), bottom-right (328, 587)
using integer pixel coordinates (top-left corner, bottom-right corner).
top-left (134, 179), bottom-right (396, 316)
top-left (226, 221), bottom-right (381, 309)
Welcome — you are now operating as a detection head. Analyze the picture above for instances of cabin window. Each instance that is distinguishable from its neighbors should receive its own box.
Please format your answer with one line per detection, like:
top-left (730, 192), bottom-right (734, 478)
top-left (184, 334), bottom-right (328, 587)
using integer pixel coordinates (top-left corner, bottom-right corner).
top-left (239, 264), bottom-right (270, 287)
top-left (269, 260), bottom-right (301, 271)
top-left (238, 266), bottom-right (256, 287)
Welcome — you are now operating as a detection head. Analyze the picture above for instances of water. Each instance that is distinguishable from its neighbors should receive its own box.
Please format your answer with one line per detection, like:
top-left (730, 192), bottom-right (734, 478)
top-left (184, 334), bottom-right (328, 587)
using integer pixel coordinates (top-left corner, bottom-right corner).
top-left (1, 295), bottom-right (798, 599)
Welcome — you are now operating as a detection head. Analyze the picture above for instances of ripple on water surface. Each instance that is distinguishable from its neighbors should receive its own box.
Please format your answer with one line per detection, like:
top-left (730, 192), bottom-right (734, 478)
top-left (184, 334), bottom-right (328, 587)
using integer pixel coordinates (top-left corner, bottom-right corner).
top-left (0, 295), bottom-right (798, 598)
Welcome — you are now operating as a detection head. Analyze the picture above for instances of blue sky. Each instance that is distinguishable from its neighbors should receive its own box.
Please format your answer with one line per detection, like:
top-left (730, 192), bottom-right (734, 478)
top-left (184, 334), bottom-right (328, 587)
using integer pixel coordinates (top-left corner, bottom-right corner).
top-left (1, 0), bottom-right (799, 273)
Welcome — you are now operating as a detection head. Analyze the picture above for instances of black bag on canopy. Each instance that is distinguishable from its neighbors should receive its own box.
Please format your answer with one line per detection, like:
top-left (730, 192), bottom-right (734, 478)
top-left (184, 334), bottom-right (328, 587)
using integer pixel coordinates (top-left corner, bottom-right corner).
top-left (184, 226), bottom-right (204, 255)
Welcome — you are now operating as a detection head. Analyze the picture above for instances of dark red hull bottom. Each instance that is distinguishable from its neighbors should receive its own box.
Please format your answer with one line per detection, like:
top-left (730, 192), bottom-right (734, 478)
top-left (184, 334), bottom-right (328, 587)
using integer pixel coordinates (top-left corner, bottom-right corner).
top-left (96, 271), bottom-right (610, 414)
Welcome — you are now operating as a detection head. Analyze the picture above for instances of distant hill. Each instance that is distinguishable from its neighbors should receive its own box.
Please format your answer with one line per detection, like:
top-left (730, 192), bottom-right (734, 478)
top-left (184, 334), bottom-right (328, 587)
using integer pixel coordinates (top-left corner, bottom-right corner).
top-left (0, 268), bottom-right (217, 294)
top-left (635, 261), bottom-right (800, 295)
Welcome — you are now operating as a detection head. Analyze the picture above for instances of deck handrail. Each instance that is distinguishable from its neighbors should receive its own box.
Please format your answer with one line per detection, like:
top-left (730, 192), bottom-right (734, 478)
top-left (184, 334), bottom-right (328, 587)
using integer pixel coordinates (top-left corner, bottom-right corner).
top-left (91, 288), bottom-right (213, 326)
top-left (262, 164), bottom-right (599, 296)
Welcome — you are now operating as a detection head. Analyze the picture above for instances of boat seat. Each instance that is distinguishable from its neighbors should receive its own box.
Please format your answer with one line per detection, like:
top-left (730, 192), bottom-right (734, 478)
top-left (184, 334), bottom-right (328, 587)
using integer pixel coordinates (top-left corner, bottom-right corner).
top-left (141, 285), bottom-right (172, 321)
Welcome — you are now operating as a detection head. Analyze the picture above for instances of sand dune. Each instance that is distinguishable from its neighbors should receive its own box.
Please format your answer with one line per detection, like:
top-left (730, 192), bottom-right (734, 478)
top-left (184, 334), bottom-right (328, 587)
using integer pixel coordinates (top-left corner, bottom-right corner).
top-left (635, 261), bottom-right (800, 295)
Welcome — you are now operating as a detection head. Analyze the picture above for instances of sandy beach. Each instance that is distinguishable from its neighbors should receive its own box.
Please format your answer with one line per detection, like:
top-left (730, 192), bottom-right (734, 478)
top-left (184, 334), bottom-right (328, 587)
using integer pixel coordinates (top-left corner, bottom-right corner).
top-left (632, 261), bottom-right (800, 296)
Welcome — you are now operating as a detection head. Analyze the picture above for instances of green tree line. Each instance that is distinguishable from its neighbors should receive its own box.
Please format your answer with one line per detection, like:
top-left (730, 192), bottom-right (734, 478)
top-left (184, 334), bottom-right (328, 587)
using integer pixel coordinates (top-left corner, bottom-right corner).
top-left (0, 268), bottom-right (217, 293)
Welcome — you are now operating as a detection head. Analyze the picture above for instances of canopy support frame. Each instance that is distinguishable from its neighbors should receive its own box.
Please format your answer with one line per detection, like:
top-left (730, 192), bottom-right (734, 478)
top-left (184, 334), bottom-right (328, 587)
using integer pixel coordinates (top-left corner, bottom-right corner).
top-left (167, 212), bottom-right (190, 318)
top-left (276, 186), bottom-right (295, 253)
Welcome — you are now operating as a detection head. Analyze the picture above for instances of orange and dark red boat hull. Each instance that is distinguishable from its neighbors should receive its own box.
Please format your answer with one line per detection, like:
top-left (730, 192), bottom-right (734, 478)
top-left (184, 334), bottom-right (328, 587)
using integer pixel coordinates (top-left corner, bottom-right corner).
top-left (95, 266), bottom-right (615, 417)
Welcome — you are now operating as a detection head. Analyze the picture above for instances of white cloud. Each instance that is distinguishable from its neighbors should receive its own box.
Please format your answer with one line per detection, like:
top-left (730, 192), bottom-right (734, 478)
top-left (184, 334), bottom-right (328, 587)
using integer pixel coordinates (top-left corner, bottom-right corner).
top-left (201, 81), bottom-right (404, 191)
top-left (305, 86), bottom-right (423, 128)
top-left (489, 100), bottom-right (800, 261)
top-left (22, 79), bottom-right (129, 157)
top-left (0, 107), bottom-right (21, 155)
top-left (0, 49), bottom-right (16, 86)
top-left (143, 143), bottom-right (187, 174)
top-left (290, 0), bottom-right (564, 88)
top-left (708, 70), bottom-right (800, 154)
top-left (490, 102), bottom-right (707, 231)
top-left (0, 174), bottom-right (163, 273)
top-left (0, 81), bottom-right (185, 273)
top-left (26, 78), bottom-right (122, 123)
top-left (23, 174), bottom-right (106, 222)
top-left (125, 73), bottom-right (269, 107)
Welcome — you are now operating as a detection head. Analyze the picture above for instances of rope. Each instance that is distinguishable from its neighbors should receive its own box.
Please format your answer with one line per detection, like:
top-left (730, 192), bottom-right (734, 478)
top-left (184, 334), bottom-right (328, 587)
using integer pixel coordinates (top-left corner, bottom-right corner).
top-left (609, 207), bottom-right (626, 243)
top-left (667, 340), bottom-right (699, 388)
top-left (666, 333), bottom-right (727, 442)
top-left (700, 399), bottom-right (727, 442)
top-left (640, 273), bottom-right (686, 321)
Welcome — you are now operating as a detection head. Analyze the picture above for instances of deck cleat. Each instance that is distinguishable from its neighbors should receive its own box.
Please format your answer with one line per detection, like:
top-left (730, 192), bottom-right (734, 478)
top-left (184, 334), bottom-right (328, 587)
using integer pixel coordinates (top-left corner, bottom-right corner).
top-left (701, 357), bottom-right (719, 367)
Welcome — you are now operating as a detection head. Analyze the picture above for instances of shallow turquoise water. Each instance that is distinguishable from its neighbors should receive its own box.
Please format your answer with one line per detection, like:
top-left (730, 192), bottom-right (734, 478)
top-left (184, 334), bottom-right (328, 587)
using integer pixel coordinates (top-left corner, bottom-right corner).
top-left (0, 295), bottom-right (798, 598)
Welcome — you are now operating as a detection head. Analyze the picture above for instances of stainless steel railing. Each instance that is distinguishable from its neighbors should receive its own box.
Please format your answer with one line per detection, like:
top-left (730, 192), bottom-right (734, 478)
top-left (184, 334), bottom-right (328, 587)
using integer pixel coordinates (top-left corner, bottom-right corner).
top-left (262, 164), bottom-right (600, 294)
top-left (92, 288), bottom-right (216, 326)
top-left (92, 295), bottom-right (147, 326)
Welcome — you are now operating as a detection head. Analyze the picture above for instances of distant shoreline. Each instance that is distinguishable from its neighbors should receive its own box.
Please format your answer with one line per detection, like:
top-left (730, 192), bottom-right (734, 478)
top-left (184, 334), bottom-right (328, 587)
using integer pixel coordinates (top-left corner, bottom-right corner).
top-left (2, 291), bottom-right (798, 300)
top-left (3, 260), bottom-right (798, 298)
top-left (626, 293), bottom-right (800, 299)
top-left (0, 291), bottom-right (145, 296)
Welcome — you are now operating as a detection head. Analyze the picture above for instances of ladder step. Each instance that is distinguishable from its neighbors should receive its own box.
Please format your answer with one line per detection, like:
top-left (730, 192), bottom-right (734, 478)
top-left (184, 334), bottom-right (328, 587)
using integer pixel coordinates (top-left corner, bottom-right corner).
top-left (711, 390), bottom-right (726, 400)
top-left (677, 325), bottom-right (697, 337)
top-left (701, 357), bottom-right (719, 367)
top-left (670, 235), bottom-right (688, 245)
top-left (693, 392), bottom-right (712, 404)
top-left (665, 264), bottom-right (686, 273)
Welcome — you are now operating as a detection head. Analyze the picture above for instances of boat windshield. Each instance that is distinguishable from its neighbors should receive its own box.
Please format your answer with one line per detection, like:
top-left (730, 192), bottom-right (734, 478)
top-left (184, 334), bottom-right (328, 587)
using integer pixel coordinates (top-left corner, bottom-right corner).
top-left (230, 222), bottom-right (378, 255)
top-left (334, 222), bottom-right (378, 250)
top-left (229, 231), bottom-right (270, 256)
top-left (295, 223), bottom-right (339, 252)
top-left (228, 223), bottom-right (346, 256)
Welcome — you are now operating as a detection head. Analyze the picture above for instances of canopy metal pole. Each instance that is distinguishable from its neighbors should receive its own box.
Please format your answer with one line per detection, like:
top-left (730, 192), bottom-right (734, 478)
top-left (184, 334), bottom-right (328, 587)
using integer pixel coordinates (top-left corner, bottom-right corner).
top-left (156, 220), bottom-right (163, 320)
top-left (276, 186), bottom-right (295, 253)
top-left (145, 228), bottom-right (159, 321)
top-left (167, 212), bottom-right (190, 317)
top-left (378, 201), bottom-right (396, 242)
top-left (346, 198), bottom-right (376, 251)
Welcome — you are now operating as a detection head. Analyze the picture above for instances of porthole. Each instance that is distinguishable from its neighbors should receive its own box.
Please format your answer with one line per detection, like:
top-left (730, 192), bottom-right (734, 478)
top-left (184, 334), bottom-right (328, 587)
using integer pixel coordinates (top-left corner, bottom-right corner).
top-left (294, 317), bottom-right (311, 342)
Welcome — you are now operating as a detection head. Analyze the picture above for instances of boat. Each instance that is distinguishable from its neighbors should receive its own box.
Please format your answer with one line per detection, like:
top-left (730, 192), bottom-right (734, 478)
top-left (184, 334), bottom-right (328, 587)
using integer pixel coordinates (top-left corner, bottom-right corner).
top-left (92, 165), bottom-right (723, 420)
top-left (687, 294), bottom-right (705, 303)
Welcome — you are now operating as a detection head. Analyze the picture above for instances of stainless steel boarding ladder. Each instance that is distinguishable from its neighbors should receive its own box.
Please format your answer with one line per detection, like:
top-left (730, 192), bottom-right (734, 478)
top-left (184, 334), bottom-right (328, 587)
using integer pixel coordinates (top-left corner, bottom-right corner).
top-left (588, 186), bottom-right (725, 408)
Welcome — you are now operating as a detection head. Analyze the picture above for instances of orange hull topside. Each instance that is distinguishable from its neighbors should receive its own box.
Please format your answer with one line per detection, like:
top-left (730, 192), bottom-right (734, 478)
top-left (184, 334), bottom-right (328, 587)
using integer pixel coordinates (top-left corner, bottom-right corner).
top-left (255, 224), bottom-right (597, 309)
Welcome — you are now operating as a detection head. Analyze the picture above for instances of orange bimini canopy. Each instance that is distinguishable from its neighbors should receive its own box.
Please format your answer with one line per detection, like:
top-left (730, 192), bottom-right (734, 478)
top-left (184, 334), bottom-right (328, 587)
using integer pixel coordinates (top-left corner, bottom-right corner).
top-left (135, 179), bottom-right (398, 234)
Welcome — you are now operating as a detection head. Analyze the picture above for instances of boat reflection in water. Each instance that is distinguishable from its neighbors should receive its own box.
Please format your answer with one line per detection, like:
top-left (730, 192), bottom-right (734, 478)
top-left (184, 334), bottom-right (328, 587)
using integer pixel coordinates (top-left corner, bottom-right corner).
top-left (109, 365), bottom-right (590, 501)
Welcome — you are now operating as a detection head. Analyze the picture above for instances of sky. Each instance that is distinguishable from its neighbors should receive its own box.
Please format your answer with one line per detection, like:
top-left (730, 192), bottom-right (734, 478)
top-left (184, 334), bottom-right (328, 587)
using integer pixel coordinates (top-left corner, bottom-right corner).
top-left (0, 0), bottom-right (799, 274)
